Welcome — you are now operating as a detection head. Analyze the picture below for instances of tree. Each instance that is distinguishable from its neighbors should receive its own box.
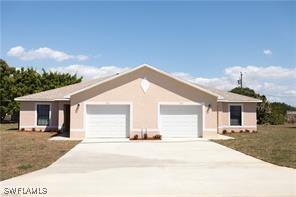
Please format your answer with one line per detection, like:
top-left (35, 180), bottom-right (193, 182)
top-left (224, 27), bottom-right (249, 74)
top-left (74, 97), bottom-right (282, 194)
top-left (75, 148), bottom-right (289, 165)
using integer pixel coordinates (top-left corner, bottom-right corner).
top-left (0, 59), bottom-right (82, 121)
top-left (270, 102), bottom-right (296, 114)
top-left (0, 59), bottom-right (17, 120)
top-left (269, 102), bottom-right (296, 124)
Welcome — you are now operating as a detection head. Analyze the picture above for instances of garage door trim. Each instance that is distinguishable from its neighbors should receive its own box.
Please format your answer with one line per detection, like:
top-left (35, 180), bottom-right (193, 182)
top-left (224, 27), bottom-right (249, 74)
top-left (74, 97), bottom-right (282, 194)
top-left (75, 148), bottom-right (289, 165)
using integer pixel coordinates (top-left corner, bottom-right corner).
top-left (84, 102), bottom-right (133, 138)
top-left (157, 102), bottom-right (204, 137)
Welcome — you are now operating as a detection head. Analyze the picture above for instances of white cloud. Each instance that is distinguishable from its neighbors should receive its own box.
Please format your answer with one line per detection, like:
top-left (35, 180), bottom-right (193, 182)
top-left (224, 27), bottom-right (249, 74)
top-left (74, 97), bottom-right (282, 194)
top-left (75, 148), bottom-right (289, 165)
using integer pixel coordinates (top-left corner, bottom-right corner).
top-left (49, 64), bottom-right (129, 80)
top-left (7, 46), bottom-right (88, 61)
top-left (225, 66), bottom-right (296, 79)
top-left (263, 49), bottom-right (272, 55)
top-left (173, 65), bottom-right (296, 106)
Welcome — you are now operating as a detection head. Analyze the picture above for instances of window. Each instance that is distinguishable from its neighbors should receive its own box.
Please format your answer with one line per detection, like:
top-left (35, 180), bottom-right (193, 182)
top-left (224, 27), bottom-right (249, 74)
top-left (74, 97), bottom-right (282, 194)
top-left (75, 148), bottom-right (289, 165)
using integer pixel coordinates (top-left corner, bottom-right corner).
top-left (230, 105), bottom-right (242, 126)
top-left (37, 104), bottom-right (50, 126)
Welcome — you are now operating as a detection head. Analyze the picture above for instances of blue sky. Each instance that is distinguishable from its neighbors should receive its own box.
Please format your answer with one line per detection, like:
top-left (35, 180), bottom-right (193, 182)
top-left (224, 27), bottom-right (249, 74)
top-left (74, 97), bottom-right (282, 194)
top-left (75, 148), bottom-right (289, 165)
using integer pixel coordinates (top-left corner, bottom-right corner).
top-left (1, 1), bottom-right (296, 105)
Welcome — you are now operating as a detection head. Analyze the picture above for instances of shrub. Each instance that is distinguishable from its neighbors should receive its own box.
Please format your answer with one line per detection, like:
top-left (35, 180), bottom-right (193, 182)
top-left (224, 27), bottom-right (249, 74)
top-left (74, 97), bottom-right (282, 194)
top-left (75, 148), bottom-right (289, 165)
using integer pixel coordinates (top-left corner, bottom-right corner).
top-left (245, 129), bottom-right (250, 133)
top-left (143, 133), bottom-right (148, 139)
top-left (32, 128), bottom-right (35, 132)
top-left (267, 112), bottom-right (286, 125)
top-left (20, 128), bottom-right (25, 131)
top-left (153, 134), bottom-right (162, 140)
top-left (133, 134), bottom-right (138, 140)
top-left (222, 130), bottom-right (227, 134)
top-left (239, 130), bottom-right (243, 133)
top-left (231, 130), bottom-right (235, 133)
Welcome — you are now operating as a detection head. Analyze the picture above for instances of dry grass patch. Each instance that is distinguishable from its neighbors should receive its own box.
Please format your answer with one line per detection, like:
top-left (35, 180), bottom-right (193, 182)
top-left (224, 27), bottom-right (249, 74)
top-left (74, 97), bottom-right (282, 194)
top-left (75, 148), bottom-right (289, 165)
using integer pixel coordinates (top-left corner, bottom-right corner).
top-left (213, 124), bottom-right (296, 168)
top-left (0, 123), bottom-right (80, 181)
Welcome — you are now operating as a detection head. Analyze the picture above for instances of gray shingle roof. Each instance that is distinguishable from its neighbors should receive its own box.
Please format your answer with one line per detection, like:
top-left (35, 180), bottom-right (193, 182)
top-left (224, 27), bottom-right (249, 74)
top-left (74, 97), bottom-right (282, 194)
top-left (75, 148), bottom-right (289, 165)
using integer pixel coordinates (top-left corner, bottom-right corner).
top-left (15, 65), bottom-right (261, 102)
top-left (15, 75), bottom-right (116, 101)
top-left (193, 83), bottom-right (261, 102)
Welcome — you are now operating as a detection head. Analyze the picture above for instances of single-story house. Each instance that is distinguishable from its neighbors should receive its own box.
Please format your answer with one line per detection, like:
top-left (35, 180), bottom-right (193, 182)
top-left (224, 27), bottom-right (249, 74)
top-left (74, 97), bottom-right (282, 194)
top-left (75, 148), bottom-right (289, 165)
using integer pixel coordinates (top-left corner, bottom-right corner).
top-left (15, 64), bottom-right (261, 139)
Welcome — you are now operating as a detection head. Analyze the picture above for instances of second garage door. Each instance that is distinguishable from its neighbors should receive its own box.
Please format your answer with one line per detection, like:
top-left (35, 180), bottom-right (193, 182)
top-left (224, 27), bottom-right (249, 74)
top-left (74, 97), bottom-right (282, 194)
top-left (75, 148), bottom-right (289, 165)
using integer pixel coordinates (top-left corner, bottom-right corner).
top-left (159, 105), bottom-right (202, 137)
top-left (86, 105), bottom-right (130, 138)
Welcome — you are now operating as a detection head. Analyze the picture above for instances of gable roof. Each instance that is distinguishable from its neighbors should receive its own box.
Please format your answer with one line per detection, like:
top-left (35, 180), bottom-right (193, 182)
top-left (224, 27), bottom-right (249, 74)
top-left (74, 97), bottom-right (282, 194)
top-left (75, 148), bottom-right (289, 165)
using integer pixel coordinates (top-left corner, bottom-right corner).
top-left (64, 64), bottom-right (221, 98)
top-left (14, 75), bottom-right (116, 101)
top-left (194, 84), bottom-right (261, 102)
top-left (15, 64), bottom-right (261, 102)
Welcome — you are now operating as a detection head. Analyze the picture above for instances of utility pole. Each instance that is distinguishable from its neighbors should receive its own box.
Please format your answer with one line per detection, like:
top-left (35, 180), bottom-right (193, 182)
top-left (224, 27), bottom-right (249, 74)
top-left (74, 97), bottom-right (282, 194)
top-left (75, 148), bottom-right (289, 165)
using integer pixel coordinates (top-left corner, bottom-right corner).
top-left (237, 72), bottom-right (243, 88)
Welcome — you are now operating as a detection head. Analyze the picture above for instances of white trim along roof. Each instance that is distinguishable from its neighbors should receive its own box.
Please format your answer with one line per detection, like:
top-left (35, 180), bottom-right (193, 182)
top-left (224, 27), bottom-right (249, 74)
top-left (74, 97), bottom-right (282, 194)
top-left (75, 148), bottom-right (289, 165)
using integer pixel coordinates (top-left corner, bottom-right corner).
top-left (15, 64), bottom-right (261, 103)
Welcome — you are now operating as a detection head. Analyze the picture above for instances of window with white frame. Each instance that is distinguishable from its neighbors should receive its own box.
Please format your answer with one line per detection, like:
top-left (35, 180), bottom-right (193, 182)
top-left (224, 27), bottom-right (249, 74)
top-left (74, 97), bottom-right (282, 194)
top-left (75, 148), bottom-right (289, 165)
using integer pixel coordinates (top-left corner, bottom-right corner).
top-left (37, 104), bottom-right (50, 126)
top-left (230, 105), bottom-right (242, 126)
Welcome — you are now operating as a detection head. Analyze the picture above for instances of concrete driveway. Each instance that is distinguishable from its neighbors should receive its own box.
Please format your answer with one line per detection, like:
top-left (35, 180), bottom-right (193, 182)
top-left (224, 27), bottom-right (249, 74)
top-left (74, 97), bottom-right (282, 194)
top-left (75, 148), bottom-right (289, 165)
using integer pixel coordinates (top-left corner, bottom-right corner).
top-left (1, 139), bottom-right (295, 197)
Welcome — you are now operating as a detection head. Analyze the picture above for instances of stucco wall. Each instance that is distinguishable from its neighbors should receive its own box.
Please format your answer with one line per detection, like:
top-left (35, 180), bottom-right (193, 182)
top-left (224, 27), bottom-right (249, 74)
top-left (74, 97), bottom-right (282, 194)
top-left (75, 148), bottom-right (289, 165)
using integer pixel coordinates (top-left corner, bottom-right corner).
top-left (19, 101), bottom-right (68, 131)
top-left (218, 102), bottom-right (257, 133)
top-left (70, 67), bottom-right (218, 138)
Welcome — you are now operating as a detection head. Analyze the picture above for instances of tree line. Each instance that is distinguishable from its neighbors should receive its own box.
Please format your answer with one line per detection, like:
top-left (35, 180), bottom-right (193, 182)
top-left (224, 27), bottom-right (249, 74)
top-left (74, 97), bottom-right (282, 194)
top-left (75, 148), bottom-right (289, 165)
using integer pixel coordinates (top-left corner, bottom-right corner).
top-left (0, 59), bottom-right (82, 121)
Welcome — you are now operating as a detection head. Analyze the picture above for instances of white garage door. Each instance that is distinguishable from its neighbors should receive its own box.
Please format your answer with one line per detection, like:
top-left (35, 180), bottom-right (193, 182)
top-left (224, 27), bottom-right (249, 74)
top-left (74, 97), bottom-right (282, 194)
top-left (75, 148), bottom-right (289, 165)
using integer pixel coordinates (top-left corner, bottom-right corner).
top-left (160, 105), bottom-right (202, 137)
top-left (86, 105), bottom-right (130, 138)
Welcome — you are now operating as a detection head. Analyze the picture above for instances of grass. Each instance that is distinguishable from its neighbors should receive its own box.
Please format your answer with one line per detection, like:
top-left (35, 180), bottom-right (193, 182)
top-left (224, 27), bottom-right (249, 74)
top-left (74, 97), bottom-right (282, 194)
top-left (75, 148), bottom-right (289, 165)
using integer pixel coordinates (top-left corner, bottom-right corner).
top-left (213, 124), bottom-right (296, 168)
top-left (0, 123), bottom-right (80, 181)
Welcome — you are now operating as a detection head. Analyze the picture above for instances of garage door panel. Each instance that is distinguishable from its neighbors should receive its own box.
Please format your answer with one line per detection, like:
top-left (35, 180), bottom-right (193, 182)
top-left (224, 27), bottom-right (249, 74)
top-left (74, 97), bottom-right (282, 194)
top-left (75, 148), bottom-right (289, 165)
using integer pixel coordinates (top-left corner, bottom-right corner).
top-left (87, 105), bottom-right (128, 114)
top-left (160, 105), bottom-right (201, 138)
top-left (86, 105), bottom-right (129, 138)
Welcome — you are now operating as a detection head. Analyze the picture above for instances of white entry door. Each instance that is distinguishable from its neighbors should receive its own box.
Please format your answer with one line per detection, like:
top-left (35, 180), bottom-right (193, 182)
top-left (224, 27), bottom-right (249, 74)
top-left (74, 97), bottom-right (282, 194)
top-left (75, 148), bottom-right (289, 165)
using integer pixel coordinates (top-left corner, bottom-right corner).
top-left (86, 105), bottom-right (129, 138)
top-left (159, 105), bottom-right (202, 137)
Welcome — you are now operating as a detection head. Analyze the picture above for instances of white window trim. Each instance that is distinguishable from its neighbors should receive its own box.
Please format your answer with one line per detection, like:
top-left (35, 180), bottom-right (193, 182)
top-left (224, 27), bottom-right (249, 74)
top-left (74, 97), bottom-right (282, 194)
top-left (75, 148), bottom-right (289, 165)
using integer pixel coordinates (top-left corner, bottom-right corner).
top-left (83, 102), bottom-right (133, 138)
top-left (228, 103), bottom-right (244, 127)
top-left (35, 103), bottom-right (52, 128)
top-left (157, 102), bottom-right (203, 137)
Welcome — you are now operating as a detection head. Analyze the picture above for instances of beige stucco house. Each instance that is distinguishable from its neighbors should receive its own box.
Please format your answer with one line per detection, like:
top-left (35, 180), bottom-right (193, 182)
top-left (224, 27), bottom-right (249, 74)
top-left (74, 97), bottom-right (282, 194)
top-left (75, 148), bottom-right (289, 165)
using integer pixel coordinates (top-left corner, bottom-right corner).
top-left (15, 64), bottom-right (261, 139)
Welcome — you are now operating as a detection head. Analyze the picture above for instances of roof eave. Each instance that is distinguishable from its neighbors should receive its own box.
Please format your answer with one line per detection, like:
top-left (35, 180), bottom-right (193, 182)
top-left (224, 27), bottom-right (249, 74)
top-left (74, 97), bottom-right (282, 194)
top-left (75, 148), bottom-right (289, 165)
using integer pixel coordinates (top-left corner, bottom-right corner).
top-left (217, 99), bottom-right (262, 103)
top-left (15, 98), bottom-right (70, 102)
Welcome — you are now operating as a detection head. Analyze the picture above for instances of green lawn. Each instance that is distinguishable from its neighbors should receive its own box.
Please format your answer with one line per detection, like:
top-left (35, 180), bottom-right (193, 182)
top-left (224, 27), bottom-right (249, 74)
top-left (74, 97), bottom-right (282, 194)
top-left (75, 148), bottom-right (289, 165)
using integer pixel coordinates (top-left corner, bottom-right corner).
top-left (213, 124), bottom-right (296, 168)
top-left (0, 123), bottom-right (80, 181)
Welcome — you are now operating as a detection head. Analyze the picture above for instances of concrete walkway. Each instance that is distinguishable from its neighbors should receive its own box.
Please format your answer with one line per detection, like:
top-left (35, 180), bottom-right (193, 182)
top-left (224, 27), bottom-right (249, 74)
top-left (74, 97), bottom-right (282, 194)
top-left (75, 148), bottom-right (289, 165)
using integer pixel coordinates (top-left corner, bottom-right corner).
top-left (1, 140), bottom-right (295, 197)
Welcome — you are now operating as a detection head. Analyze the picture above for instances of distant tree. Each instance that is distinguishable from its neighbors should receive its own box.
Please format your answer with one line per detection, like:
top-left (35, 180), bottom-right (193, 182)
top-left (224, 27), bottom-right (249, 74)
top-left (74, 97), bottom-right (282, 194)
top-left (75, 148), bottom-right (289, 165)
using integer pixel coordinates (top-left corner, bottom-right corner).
top-left (270, 102), bottom-right (296, 114)
top-left (269, 102), bottom-right (296, 124)
top-left (0, 59), bottom-right (82, 121)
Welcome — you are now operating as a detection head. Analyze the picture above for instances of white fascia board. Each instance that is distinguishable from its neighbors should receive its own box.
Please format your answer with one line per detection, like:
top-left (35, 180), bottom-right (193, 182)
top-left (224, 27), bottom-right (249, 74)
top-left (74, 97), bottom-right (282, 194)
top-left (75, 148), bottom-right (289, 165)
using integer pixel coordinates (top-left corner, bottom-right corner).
top-left (15, 98), bottom-right (55, 102)
top-left (15, 98), bottom-right (69, 102)
top-left (217, 99), bottom-right (262, 103)
top-left (54, 98), bottom-right (70, 101)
